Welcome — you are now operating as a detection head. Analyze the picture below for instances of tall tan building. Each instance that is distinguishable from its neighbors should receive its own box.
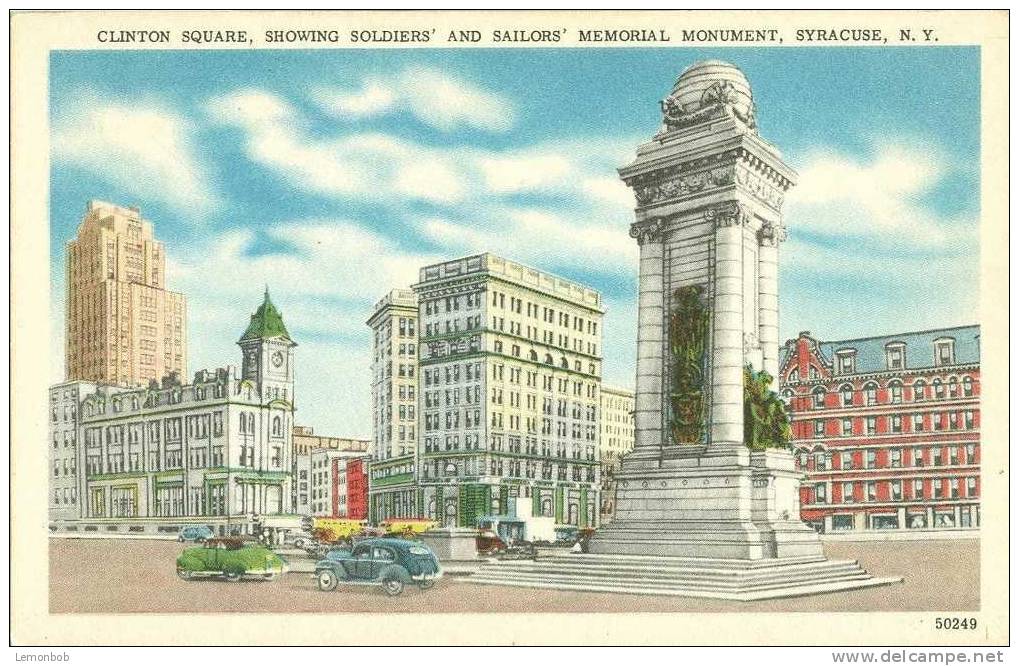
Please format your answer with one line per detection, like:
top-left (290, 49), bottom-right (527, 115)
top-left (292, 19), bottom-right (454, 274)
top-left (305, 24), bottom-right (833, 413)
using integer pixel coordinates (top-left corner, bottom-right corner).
top-left (65, 200), bottom-right (186, 387)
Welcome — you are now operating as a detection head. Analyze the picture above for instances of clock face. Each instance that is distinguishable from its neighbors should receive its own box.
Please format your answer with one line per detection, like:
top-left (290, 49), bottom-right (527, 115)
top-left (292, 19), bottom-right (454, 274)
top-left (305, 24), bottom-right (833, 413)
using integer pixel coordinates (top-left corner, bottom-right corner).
top-left (271, 351), bottom-right (284, 368)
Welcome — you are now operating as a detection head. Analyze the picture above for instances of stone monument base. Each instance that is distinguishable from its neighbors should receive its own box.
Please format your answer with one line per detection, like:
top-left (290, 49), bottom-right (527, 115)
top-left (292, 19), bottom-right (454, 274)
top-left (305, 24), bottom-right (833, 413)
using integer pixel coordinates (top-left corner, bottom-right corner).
top-left (588, 448), bottom-right (824, 559)
top-left (466, 447), bottom-right (898, 599)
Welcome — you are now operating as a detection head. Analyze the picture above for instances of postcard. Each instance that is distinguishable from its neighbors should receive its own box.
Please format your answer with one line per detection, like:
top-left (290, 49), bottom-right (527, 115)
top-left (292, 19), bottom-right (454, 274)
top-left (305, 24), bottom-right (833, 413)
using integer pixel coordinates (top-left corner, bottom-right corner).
top-left (9, 9), bottom-right (1009, 648)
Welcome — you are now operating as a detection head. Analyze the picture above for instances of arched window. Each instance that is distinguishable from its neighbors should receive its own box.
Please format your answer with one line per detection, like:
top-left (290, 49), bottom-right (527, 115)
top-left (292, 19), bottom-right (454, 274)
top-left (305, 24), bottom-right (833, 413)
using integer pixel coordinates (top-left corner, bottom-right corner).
top-left (529, 350), bottom-right (538, 362)
top-left (948, 376), bottom-right (959, 398)
top-left (863, 382), bottom-right (879, 406)
top-left (933, 378), bottom-right (945, 399)
top-left (963, 376), bottom-right (974, 397)
top-left (913, 379), bottom-right (926, 401)
top-left (560, 357), bottom-right (569, 369)
top-left (131, 397), bottom-right (138, 410)
top-left (272, 415), bottom-right (281, 436)
top-left (888, 380), bottom-right (903, 404)
top-left (545, 354), bottom-right (553, 365)
top-left (239, 413), bottom-right (247, 434)
top-left (811, 386), bottom-right (827, 408)
top-left (788, 368), bottom-right (799, 382)
top-left (840, 384), bottom-right (854, 407)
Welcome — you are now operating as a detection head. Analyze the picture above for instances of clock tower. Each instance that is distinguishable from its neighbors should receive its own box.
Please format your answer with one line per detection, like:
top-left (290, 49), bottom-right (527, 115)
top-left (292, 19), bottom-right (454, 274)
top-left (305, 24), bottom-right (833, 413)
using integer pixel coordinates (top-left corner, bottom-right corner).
top-left (238, 287), bottom-right (297, 404)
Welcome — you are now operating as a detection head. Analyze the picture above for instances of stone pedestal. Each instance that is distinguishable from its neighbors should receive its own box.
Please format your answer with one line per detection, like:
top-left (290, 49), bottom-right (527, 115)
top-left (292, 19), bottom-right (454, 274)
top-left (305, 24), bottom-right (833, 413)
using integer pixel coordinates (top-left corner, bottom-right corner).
top-left (419, 528), bottom-right (479, 561)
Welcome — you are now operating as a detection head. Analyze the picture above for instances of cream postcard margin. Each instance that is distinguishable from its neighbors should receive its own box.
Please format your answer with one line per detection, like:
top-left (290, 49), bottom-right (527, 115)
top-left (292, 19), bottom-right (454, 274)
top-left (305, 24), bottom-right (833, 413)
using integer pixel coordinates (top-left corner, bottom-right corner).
top-left (10, 9), bottom-right (1009, 646)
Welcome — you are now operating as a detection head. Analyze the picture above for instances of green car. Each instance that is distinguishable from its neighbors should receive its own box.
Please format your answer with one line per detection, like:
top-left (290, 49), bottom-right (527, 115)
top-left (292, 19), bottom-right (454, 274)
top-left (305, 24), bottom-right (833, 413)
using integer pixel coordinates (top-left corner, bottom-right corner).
top-left (176, 537), bottom-right (289, 582)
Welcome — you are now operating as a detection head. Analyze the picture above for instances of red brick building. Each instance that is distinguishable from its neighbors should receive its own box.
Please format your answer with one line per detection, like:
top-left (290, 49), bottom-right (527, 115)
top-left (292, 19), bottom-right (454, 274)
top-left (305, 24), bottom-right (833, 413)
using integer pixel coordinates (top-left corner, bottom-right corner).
top-left (780, 326), bottom-right (980, 534)
top-left (345, 457), bottom-right (368, 521)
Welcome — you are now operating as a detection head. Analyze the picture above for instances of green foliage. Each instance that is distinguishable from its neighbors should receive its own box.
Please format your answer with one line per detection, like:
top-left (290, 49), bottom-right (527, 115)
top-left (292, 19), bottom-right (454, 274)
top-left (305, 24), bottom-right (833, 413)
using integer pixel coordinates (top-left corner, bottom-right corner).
top-left (743, 365), bottom-right (792, 451)
top-left (668, 285), bottom-right (710, 444)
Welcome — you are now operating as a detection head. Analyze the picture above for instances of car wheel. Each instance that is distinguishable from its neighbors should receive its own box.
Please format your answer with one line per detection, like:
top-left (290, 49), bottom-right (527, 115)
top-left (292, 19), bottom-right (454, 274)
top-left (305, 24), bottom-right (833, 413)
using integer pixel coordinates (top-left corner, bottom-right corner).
top-left (316, 569), bottom-right (338, 592)
top-left (178, 536), bottom-right (184, 542)
top-left (382, 577), bottom-right (405, 597)
top-left (418, 579), bottom-right (435, 590)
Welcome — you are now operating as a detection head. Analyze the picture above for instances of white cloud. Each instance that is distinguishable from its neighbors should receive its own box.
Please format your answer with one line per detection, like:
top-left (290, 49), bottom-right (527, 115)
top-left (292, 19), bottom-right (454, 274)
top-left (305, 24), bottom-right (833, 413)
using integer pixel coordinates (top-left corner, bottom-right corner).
top-left (314, 66), bottom-right (514, 133)
top-left (419, 206), bottom-right (637, 279)
top-left (52, 92), bottom-right (220, 214)
top-left (786, 142), bottom-right (976, 249)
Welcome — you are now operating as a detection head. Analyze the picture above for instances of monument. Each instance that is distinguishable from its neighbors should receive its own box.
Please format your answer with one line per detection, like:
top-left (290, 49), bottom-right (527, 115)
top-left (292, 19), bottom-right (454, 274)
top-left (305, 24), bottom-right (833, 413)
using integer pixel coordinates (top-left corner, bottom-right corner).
top-left (471, 61), bottom-right (900, 598)
top-left (586, 59), bottom-right (819, 559)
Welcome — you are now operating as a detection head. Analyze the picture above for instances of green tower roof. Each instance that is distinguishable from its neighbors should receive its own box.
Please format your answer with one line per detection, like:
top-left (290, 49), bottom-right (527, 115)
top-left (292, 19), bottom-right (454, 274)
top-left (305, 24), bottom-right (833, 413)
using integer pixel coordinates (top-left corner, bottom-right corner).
top-left (239, 287), bottom-right (293, 343)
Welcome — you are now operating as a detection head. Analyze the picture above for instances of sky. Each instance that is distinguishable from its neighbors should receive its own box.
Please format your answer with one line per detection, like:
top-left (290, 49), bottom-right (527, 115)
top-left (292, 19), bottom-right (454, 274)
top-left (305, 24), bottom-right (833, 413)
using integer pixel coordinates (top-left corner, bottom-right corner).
top-left (49, 47), bottom-right (981, 438)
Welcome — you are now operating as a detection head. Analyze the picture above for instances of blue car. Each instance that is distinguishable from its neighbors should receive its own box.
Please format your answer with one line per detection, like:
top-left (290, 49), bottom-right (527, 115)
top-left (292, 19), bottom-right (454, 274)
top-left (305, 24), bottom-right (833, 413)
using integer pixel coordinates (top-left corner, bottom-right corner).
top-left (178, 525), bottom-right (214, 543)
top-left (314, 537), bottom-right (442, 596)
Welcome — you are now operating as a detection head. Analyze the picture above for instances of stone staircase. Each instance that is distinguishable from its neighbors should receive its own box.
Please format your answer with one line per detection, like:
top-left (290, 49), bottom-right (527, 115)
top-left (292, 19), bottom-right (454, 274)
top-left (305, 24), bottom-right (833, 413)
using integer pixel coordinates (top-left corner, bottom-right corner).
top-left (464, 553), bottom-right (902, 601)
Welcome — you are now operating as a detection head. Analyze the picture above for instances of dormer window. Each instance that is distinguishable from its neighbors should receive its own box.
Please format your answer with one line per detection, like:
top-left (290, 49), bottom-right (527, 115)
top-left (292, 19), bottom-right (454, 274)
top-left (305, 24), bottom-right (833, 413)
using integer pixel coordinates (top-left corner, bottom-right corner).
top-left (885, 342), bottom-right (906, 370)
top-left (934, 338), bottom-right (955, 366)
top-left (836, 349), bottom-right (856, 374)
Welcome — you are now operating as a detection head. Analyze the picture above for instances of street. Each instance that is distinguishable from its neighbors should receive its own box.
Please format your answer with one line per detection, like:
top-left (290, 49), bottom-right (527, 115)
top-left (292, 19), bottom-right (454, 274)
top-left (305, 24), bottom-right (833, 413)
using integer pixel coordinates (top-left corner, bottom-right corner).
top-left (49, 537), bottom-right (978, 613)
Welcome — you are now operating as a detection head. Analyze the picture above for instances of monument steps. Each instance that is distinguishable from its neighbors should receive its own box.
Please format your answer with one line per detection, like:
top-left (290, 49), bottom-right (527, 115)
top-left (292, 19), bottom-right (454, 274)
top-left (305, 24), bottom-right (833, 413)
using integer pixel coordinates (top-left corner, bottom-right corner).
top-left (475, 559), bottom-right (866, 585)
top-left (465, 554), bottom-right (902, 600)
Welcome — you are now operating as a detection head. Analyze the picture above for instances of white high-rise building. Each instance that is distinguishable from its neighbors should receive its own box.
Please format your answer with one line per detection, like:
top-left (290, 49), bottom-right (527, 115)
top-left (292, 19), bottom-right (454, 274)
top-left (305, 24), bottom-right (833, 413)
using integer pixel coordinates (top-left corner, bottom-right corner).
top-left (366, 289), bottom-right (419, 522)
top-left (414, 253), bottom-right (603, 528)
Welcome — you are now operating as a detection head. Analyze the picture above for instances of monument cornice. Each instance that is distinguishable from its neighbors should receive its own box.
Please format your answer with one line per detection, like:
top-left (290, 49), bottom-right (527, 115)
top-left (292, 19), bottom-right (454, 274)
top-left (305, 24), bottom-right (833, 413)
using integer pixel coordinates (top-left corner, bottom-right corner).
top-left (622, 145), bottom-right (794, 212)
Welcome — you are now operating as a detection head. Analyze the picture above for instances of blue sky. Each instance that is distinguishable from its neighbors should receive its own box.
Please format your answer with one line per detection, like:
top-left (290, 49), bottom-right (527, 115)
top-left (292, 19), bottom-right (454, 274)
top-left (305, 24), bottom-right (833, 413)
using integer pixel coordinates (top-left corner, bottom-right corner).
top-left (50, 47), bottom-right (980, 437)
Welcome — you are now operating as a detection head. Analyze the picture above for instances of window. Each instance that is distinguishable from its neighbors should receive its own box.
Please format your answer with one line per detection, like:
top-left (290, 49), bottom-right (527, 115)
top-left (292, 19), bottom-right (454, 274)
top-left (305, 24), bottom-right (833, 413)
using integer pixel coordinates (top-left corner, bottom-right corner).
top-left (891, 415), bottom-right (902, 433)
top-left (866, 481), bottom-right (877, 502)
top-left (890, 449), bottom-right (902, 468)
top-left (866, 416), bottom-right (877, 435)
top-left (933, 379), bottom-right (945, 399)
top-left (814, 484), bottom-right (827, 503)
top-left (841, 451), bottom-right (853, 470)
top-left (812, 387), bottom-right (826, 408)
top-left (932, 447), bottom-right (943, 466)
top-left (837, 351), bottom-right (856, 374)
top-left (913, 380), bottom-right (926, 401)
top-left (967, 477), bottom-right (977, 497)
top-left (891, 480), bottom-right (902, 501)
top-left (841, 418), bottom-right (853, 436)
top-left (863, 382), bottom-right (878, 406)
top-left (913, 479), bottom-right (924, 499)
top-left (814, 452), bottom-right (829, 471)
top-left (963, 376), bottom-right (974, 397)
top-left (889, 382), bottom-right (903, 404)
top-left (966, 444), bottom-right (976, 464)
top-left (934, 339), bottom-right (955, 366)
top-left (949, 377), bottom-right (959, 398)
top-left (813, 420), bottom-right (824, 438)
top-left (886, 343), bottom-right (905, 370)
top-left (840, 384), bottom-right (854, 407)
top-left (842, 482), bottom-right (854, 503)
top-left (866, 450), bottom-right (876, 469)
top-left (912, 414), bottom-right (924, 432)
top-left (912, 447), bottom-right (924, 467)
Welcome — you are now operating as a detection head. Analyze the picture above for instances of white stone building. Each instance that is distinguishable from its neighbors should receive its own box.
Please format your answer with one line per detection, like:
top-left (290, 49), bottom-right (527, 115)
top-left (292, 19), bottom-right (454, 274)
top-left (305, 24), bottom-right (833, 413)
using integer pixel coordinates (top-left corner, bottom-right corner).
top-left (366, 289), bottom-right (419, 522)
top-left (51, 290), bottom-right (297, 537)
top-left (414, 253), bottom-right (603, 529)
top-left (598, 385), bottom-right (634, 521)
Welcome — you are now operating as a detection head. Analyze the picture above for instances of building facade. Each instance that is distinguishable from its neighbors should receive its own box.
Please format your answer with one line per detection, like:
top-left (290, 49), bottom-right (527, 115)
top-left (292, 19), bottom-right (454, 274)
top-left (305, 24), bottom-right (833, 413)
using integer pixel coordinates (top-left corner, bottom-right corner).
top-left (66, 200), bottom-right (187, 387)
top-left (781, 326), bottom-right (980, 534)
top-left (414, 253), bottom-right (603, 529)
top-left (366, 289), bottom-right (419, 522)
top-left (308, 447), bottom-right (370, 517)
top-left (292, 426), bottom-right (369, 516)
top-left (51, 291), bottom-right (296, 536)
top-left (343, 457), bottom-right (369, 520)
top-left (598, 385), bottom-right (634, 522)
top-left (49, 380), bottom-right (105, 522)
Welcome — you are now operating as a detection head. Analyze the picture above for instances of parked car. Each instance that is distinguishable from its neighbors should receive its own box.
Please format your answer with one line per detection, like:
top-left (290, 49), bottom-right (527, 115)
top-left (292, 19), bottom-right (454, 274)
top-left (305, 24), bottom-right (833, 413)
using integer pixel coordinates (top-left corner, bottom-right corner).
top-left (177, 525), bottom-right (214, 543)
top-left (475, 529), bottom-right (508, 556)
top-left (176, 537), bottom-right (289, 582)
top-left (285, 530), bottom-right (318, 549)
top-left (314, 537), bottom-right (442, 596)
